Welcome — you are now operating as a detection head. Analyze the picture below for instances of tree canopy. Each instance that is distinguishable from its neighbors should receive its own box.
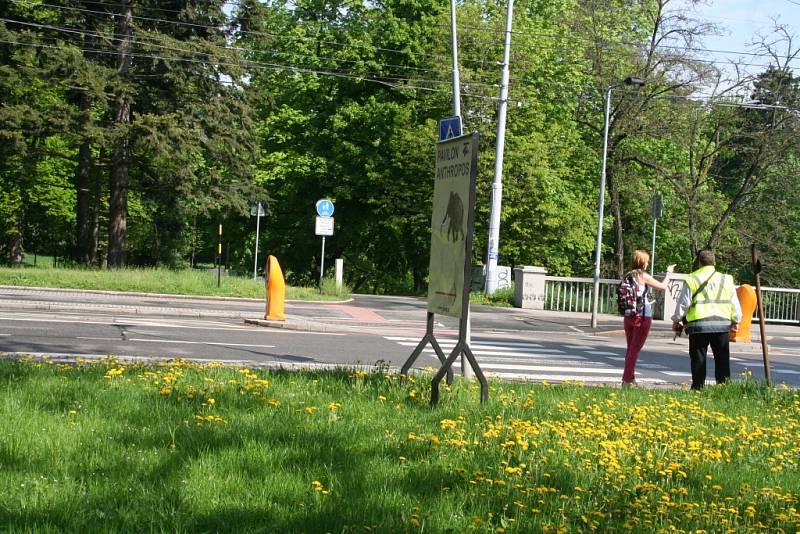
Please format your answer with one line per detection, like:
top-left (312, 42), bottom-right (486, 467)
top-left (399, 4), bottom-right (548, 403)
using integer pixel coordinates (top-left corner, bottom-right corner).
top-left (1, 0), bottom-right (798, 290)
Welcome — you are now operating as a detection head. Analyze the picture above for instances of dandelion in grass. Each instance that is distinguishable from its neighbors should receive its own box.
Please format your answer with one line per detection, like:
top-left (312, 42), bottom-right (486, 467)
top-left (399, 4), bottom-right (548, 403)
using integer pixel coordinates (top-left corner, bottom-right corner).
top-left (311, 480), bottom-right (330, 495)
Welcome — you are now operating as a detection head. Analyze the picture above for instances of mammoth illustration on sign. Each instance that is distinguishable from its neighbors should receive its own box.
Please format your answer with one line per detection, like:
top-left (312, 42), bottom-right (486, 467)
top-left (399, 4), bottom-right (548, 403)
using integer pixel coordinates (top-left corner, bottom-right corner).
top-left (441, 191), bottom-right (464, 242)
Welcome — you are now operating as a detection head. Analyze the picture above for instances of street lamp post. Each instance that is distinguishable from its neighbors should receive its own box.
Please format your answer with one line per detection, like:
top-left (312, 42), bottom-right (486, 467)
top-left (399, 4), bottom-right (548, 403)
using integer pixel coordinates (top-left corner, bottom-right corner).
top-left (590, 76), bottom-right (645, 329)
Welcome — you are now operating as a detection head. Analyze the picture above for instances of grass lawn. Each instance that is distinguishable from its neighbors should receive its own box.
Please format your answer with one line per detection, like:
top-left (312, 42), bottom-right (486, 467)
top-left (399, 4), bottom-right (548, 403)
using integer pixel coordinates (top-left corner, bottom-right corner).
top-left (0, 266), bottom-right (349, 301)
top-left (0, 357), bottom-right (797, 532)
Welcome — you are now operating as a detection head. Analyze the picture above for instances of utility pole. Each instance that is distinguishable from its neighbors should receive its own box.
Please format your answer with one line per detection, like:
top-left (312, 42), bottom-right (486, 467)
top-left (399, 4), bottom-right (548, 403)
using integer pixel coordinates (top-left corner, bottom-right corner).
top-left (450, 0), bottom-right (461, 119)
top-left (448, 0), bottom-right (473, 379)
top-left (485, 0), bottom-right (513, 295)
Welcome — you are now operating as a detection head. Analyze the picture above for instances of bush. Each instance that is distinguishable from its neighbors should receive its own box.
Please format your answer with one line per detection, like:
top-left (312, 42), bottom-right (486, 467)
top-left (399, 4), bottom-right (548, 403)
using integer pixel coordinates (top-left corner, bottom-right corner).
top-left (469, 285), bottom-right (515, 307)
top-left (319, 274), bottom-right (352, 299)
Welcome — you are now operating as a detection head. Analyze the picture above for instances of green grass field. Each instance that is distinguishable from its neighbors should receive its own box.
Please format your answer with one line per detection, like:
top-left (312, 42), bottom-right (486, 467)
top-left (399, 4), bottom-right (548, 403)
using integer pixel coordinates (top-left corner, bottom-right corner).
top-left (0, 266), bottom-right (350, 301)
top-left (1, 357), bottom-right (797, 533)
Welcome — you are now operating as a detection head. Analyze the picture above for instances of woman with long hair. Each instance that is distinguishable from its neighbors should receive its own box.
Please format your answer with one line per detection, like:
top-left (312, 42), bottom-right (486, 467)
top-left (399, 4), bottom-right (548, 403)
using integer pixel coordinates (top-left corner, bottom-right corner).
top-left (621, 250), bottom-right (674, 387)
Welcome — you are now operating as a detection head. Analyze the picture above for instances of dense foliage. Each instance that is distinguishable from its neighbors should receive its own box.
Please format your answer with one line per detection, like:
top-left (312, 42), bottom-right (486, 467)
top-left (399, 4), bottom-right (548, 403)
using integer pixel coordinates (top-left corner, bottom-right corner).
top-left (1, 0), bottom-right (798, 291)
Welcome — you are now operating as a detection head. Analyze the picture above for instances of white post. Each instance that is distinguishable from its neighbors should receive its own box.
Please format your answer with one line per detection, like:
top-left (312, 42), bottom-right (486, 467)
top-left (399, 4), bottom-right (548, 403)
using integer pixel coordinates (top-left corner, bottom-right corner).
top-left (485, 0), bottom-right (514, 296)
top-left (319, 236), bottom-right (326, 286)
top-left (450, 0), bottom-right (461, 119)
top-left (335, 258), bottom-right (343, 288)
top-left (253, 202), bottom-right (261, 280)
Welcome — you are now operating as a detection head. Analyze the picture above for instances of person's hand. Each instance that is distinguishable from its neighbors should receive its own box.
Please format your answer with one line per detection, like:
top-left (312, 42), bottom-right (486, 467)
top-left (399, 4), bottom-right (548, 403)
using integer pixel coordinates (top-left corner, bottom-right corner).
top-left (666, 264), bottom-right (676, 274)
top-left (730, 322), bottom-right (739, 333)
top-left (672, 321), bottom-right (683, 333)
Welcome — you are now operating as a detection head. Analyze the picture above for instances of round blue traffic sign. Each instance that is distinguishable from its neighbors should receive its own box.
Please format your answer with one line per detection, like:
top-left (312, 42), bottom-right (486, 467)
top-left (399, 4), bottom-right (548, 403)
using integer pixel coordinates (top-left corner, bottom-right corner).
top-left (316, 198), bottom-right (334, 217)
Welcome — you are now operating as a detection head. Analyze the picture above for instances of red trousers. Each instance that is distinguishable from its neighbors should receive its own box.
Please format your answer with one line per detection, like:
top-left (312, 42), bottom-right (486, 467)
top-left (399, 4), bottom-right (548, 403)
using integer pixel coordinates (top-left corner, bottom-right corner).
top-left (622, 315), bottom-right (652, 383)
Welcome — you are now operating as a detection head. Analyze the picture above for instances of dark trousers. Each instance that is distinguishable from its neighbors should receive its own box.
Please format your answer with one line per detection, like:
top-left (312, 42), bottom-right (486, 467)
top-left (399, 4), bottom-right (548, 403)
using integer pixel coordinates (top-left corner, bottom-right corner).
top-left (688, 331), bottom-right (731, 389)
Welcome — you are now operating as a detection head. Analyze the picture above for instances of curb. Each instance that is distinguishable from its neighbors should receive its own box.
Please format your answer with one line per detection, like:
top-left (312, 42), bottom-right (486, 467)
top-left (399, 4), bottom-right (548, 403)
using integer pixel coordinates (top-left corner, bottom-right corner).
top-left (0, 285), bottom-right (353, 305)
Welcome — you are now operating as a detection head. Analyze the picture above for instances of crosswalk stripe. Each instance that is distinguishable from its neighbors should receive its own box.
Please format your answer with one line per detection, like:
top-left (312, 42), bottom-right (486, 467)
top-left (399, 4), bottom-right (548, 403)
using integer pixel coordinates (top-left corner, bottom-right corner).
top-left (398, 343), bottom-right (566, 357)
top-left (456, 371), bottom-right (667, 384)
top-left (421, 351), bottom-right (586, 362)
top-left (385, 335), bottom-right (670, 384)
top-left (446, 362), bottom-right (622, 373)
top-left (390, 340), bottom-right (550, 352)
top-left (385, 336), bottom-right (544, 348)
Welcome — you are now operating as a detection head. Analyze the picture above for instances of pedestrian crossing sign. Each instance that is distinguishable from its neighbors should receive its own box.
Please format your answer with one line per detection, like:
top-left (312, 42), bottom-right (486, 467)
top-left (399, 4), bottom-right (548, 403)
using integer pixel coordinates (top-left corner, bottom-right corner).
top-left (438, 116), bottom-right (462, 142)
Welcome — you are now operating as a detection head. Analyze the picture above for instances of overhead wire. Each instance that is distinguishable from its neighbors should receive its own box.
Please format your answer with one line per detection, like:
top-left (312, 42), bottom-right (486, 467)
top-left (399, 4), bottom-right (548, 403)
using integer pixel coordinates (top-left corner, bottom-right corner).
top-left (0, 16), bottom-right (503, 86)
top-left (3, 1), bottom-right (796, 105)
top-left (0, 37), bottom-right (505, 100)
top-left (11, 0), bottom-right (797, 72)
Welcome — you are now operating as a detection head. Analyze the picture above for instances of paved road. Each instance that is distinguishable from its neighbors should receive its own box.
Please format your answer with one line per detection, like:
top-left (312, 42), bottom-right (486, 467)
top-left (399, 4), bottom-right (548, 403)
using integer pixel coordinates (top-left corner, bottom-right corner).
top-left (1, 286), bottom-right (798, 388)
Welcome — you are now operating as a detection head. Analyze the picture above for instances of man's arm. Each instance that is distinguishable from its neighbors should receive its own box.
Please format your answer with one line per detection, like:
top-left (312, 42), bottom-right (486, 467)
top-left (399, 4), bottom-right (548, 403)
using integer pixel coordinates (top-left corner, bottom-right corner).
top-left (671, 283), bottom-right (692, 323)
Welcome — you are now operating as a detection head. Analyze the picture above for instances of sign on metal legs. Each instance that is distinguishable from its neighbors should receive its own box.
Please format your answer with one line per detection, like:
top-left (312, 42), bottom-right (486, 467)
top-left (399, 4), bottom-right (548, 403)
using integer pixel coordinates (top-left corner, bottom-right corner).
top-left (401, 132), bottom-right (487, 405)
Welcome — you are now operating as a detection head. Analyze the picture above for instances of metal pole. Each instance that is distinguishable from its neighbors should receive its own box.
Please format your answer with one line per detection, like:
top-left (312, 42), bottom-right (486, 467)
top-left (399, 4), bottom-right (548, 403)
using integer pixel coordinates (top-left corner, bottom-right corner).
top-left (319, 236), bottom-right (326, 286)
top-left (450, 0), bottom-right (461, 119)
top-left (253, 203), bottom-right (261, 280)
top-left (449, 0), bottom-right (472, 379)
top-left (591, 85), bottom-right (614, 329)
top-left (752, 245), bottom-right (771, 386)
top-left (485, 0), bottom-right (514, 296)
top-left (217, 223), bottom-right (222, 289)
top-left (650, 217), bottom-right (657, 275)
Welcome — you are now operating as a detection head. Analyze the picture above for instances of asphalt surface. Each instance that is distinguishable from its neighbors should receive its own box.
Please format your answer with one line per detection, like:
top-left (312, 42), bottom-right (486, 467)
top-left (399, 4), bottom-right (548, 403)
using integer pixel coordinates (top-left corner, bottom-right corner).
top-left (2, 284), bottom-right (799, 340)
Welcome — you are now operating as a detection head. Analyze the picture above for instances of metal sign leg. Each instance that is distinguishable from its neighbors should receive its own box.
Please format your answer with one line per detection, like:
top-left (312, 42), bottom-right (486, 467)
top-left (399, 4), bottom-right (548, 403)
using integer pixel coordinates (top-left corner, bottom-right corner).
top-left (400, 312), bottom-right (453, 385)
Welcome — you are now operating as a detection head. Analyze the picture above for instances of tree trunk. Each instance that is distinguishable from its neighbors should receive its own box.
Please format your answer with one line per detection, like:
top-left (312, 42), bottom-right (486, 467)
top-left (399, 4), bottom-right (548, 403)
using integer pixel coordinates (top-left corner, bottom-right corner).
top-left (607, 169), bottom-right (625, 277)
top-left (89, 166), bottom-right (100, 266)
top-left (107, 0), bottom-right (133, 268)
top-left (8, 218), bottom-right (24, 267)
top-left (75, 91), bottom-right (92, 265)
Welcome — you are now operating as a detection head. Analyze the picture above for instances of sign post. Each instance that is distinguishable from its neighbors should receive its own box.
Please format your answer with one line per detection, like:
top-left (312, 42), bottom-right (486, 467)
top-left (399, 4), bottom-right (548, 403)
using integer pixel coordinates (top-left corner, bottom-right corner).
top-left (251, 202), bottom-right (265, 280)
top-left (217, 223), bottom-right (222, 288)
top-left (315, 199), bottom-right (334, 285)
top-left (752, 245), bottom-right (771, 386)
top-left (401, 132), bottom-right (487, 405)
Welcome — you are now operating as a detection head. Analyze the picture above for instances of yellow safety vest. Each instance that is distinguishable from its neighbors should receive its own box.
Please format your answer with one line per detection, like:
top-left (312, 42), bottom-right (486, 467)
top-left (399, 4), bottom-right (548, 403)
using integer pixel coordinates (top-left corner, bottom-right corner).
top-left (685, 266), bottom-right (736, 322)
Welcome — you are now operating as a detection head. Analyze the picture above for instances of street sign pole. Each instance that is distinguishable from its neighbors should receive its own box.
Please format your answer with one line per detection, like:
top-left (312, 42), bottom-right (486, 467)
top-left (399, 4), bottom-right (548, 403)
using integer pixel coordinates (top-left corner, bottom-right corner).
top-left (217, 224), bottom-right (222, 288)
top-left (314, 200), bottom-right (335, 286)
top-left (320, 236), bottom-right (326, 286)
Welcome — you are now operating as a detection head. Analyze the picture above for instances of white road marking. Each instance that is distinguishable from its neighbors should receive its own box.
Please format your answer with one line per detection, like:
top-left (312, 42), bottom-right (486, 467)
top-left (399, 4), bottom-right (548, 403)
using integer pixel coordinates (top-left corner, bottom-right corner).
top-left (584, 351), bottom-right (619, 356)
top-left (385, 336), bottom-right (544, 349)
top-left (77, 337), bottom-right (275, 348)
top-left (445, 370), bottom-right (668, 384)
top-left (395, 342), bottom-right (562, 356)
top-left (448, 362), bottom-right (623, 373)
top-left (774, 369), bottom-right (800, 375)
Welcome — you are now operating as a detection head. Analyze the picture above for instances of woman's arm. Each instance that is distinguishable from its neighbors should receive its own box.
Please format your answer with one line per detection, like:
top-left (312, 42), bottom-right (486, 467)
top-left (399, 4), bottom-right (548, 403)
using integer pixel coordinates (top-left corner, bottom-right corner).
top-left (642, 264), bottom-right (676, 291)
top-left (641, 272), bottom-right (668, 291)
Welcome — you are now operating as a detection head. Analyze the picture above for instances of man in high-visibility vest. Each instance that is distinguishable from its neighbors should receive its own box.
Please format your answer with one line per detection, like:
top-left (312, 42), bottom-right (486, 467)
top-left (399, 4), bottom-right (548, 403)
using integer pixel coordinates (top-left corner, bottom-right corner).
top-left (671, 250), bottom-right (742, 390)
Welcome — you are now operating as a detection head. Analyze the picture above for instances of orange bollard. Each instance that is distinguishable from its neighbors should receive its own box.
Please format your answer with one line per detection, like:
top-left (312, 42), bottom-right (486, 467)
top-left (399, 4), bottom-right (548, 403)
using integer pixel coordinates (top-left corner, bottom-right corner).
top-left (265, 255), bottom-right (286, 321)
top-left (731, 284), bottom-right (756, 343)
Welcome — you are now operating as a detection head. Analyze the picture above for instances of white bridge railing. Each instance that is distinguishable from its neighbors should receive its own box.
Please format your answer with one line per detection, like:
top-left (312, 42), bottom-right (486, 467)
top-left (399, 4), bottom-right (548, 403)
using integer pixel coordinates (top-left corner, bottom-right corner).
top-left (543, 276), bottom-right (618, 315)
top-left (542, 276), bottom-right (800, 324)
